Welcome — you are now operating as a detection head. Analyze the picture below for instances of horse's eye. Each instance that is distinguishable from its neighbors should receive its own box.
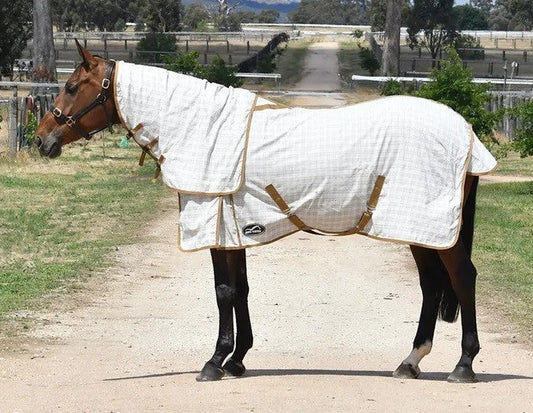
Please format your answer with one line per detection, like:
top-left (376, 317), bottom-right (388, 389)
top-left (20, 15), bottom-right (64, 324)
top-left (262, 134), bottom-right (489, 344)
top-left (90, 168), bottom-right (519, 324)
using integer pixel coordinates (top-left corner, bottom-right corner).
top-left (65, 83), bottom-right (78, 95)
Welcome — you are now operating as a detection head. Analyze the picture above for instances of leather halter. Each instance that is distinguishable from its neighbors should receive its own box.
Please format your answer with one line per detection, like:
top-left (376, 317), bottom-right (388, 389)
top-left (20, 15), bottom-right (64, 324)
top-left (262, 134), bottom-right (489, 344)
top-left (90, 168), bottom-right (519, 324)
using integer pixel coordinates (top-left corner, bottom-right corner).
top-left (50, 60), bottom-right (116, 140)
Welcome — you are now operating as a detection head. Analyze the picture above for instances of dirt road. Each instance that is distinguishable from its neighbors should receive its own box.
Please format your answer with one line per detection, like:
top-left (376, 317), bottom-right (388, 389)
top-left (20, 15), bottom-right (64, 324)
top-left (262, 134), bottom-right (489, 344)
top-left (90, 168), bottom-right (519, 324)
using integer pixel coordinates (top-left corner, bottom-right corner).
top-left (2, 41), bottom-right (532, 413)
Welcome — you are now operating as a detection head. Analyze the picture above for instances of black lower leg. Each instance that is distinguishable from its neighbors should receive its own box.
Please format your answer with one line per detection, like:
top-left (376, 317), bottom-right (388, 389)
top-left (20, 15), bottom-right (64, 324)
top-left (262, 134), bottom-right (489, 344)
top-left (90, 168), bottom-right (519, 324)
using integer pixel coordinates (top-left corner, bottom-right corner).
top-left (394, 246), bottom-right (442, 379)
top-left (197, 249), bottom-right (239, 381)
top-left (223, 249), bottom-right (253, 377)
top-left (438, 241), bottom-right (480, 383)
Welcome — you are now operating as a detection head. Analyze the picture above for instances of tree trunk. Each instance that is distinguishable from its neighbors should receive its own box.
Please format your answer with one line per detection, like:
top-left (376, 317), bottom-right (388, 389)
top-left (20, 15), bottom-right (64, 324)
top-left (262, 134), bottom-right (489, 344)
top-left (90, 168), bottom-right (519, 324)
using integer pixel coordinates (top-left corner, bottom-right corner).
top-left (381, 0), bottom-right (402, 76)
top-left (32, 0), bottom-right (58, 94)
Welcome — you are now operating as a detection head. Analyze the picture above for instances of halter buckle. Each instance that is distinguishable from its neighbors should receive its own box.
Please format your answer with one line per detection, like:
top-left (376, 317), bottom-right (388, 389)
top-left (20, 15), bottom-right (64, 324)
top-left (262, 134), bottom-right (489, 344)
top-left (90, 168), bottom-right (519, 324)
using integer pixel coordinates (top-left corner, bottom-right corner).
top-left (102, 78), bottom-right (110, 89)
top-left (52, 107), bottom-right (62, 118)
top-left (66, 117), bottom-right (76, 127)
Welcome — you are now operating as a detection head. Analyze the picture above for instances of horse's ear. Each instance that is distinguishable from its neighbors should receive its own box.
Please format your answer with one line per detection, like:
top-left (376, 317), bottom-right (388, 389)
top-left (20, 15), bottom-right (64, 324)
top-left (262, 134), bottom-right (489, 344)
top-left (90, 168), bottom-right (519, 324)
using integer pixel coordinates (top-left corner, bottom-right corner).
top-left (75, 38), bottom-right (97, 68)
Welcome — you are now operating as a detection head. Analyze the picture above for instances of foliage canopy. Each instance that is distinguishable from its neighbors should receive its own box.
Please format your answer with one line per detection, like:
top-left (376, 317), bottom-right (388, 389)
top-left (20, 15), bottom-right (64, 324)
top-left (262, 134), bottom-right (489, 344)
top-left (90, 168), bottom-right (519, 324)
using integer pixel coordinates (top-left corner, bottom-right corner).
top-left (416, 49), bottom-right (498, 138)
top-left (0, 0), bottom-right (32, 73)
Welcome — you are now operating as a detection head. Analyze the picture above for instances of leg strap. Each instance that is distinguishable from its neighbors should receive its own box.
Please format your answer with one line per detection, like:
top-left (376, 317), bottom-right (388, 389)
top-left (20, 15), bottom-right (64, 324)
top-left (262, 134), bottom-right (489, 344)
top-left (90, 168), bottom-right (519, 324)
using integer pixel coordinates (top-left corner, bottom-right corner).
top-left (265, 175), bottom-right (386, 235)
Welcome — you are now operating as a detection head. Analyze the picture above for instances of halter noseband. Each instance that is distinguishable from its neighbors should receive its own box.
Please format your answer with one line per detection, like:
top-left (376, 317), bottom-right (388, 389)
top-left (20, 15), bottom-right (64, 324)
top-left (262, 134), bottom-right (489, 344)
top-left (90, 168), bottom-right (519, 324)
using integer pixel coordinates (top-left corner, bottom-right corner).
top-left (50, 60), bottom-right (116, 140)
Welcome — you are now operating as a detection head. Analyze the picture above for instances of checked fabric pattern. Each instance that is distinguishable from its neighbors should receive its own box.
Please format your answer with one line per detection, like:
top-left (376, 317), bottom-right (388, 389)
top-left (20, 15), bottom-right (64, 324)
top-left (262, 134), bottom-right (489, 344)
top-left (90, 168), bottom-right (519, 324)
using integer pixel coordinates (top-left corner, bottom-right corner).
top-left (114, 62), bottom-right (497, 252)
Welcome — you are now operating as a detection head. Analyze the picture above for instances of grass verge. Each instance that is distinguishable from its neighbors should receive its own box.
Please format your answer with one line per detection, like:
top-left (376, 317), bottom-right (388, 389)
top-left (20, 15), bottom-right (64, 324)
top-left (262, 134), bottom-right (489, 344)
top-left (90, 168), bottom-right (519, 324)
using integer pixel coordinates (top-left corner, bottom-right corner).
top-left (274, 38), bottom-right (312, 87)
top-left (494, 152), bottom-right (533, 177)
top-left (475, 180), bottom-right (533, 342)
top-left (0, 134), bottom-right (166, 318)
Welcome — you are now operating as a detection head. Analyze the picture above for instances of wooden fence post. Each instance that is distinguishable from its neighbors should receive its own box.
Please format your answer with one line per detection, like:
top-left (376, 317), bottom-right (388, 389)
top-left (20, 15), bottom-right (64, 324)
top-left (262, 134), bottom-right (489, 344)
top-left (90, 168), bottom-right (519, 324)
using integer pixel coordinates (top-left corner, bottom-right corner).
top-left (8, 97), bottom-right (18, 157)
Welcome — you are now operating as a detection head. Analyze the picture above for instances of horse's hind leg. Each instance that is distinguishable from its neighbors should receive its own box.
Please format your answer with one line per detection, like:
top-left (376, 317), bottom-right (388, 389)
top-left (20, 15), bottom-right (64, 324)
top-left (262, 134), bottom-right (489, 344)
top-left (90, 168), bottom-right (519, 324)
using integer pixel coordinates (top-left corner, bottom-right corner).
top-left (197, 248), bottom-right (252, 381)
top-left (393, 245), bottom-right (450, 379)
top-left (438, 240), bottom-right (480, 383)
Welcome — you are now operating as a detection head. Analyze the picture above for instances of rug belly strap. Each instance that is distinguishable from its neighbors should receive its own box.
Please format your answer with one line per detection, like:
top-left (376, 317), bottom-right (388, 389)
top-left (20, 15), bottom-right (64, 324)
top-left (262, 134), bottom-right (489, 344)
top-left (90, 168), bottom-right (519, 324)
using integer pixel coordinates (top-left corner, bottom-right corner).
top-left (265, 184), bottom-right (311, 231)
top-left (265, 175), bottom-right (386, 236)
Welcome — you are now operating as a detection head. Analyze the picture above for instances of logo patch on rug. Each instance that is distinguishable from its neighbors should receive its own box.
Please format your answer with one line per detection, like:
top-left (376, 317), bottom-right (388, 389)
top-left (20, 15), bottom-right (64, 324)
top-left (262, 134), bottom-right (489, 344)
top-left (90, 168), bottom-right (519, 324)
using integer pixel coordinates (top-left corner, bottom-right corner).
top-left (243, 224), bottom-right (265, 236)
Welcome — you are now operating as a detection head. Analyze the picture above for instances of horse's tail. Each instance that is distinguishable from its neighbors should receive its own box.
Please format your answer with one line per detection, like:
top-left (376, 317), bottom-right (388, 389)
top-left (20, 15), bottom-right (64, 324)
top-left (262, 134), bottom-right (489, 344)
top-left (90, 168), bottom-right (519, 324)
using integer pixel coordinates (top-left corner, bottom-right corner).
top-left (439, 175), bottom-right (479, 323)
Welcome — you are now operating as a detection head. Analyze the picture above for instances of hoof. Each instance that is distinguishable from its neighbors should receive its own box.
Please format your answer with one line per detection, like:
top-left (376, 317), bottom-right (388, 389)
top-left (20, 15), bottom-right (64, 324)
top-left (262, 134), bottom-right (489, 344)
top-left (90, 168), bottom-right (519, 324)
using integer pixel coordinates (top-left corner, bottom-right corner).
top-left (196, 361), bottom-right (225, 382)
top-left (223, 358), bottom-right (246, 377)
top-left (392, 363), bottom-right (420, 379)
top-left (447, 366), bottom-right (477, 383)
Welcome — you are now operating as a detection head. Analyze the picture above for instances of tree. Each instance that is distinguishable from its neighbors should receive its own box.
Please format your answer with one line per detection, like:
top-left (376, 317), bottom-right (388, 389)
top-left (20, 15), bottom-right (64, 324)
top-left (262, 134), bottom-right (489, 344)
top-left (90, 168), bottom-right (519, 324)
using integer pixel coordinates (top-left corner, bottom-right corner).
top-left (0, 0), bottom-right (32, 77)
top-left (51, 0), bottom-right (84, 31)
top-left (369, 0), bottom-right (409, 31)
top-left (406, 0), bottom-right (457, 66)
top-left (142, 0), bottom-right (183, 32)
top-left (500, 0), bottom-right (533, 30)
top-left (258, 9), bottom-right (280, 23)
top-left (471, 0), bottom-right (493, 15)
top-left (289, 0), bottom-right (368, 25)
top-left (33, 0), bottom-right (57, 90)
top-left (381, 0), bottom-right (402, 76)
top-left (183, 3), bottom-right (210, 30)
top-left (453, 5), bottom-right (489, 30)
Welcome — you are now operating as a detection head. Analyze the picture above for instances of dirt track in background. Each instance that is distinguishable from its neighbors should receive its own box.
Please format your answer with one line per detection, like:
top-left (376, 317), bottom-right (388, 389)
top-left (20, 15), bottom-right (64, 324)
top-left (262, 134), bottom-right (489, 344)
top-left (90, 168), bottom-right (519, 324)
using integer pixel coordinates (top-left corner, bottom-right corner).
top-left (1, 41), bottom-right (532, 412)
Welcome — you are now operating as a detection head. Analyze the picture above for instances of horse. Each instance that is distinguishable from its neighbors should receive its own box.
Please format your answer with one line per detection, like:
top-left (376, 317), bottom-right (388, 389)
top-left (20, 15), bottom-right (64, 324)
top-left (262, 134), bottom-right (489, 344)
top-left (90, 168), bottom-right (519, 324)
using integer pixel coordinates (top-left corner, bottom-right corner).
top-left (35, 40), bottom-right (497, 383)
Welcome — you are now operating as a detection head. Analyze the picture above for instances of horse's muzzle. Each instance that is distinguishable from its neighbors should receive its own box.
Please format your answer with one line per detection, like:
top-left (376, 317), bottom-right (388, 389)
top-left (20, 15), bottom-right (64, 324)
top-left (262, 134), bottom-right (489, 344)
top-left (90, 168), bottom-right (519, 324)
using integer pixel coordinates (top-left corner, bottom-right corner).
top-left (36, 135), bottom-right (62, 158)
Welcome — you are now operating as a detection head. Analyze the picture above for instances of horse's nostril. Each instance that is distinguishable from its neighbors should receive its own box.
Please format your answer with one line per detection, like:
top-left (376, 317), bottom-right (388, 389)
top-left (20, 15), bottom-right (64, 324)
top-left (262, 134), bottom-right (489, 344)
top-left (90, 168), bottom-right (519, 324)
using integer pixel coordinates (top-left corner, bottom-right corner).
top-left (36, 136), bottom-right (43, 148)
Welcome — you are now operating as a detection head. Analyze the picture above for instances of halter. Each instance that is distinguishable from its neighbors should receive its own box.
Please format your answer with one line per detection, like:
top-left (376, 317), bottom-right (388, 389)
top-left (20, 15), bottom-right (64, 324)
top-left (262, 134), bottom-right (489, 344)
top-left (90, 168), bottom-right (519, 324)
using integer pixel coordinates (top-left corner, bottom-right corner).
top-left (50, 60), bottom-right (116, 140)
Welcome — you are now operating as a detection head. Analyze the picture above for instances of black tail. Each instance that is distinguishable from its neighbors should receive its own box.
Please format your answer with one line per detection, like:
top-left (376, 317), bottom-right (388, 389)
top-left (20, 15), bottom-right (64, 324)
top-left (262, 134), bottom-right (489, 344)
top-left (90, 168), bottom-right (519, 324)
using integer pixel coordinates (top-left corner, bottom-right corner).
top-left (439, 175), bottom-right (479, 323)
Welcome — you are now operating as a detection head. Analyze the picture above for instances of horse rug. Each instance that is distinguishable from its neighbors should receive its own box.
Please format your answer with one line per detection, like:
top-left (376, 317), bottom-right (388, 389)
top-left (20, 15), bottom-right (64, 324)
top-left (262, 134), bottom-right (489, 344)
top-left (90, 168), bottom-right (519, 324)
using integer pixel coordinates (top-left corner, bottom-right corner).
top-left (114, 62), bottom-right (497, 252)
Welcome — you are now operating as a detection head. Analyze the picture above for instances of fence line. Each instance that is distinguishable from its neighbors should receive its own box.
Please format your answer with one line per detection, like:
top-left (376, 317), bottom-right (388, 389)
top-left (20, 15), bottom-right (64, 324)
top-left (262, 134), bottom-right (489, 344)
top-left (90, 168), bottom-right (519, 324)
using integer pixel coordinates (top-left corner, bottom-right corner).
top-left (5, 94), bottom-right (57, 155)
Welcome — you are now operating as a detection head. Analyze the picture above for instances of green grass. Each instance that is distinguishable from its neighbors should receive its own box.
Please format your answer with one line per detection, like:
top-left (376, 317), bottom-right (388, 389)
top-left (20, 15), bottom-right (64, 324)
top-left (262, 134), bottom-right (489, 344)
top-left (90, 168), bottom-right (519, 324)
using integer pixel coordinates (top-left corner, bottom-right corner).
top-left (0, 134), bottom-right (166, 317)
top-left (274, 38), bottom-right (312, 87)
top-left (494, 152), bottom-right (533, 177)
top-left (474, 180), bottom-right (533, 341)
top-left (338, 41), bottom-right (361, 85)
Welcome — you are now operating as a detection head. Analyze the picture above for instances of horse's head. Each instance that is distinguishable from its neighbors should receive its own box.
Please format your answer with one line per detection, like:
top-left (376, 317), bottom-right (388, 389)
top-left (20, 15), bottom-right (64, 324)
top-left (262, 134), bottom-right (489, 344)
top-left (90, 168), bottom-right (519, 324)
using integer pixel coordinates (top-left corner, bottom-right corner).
top-left (36, 40), bottom-right (119, 158)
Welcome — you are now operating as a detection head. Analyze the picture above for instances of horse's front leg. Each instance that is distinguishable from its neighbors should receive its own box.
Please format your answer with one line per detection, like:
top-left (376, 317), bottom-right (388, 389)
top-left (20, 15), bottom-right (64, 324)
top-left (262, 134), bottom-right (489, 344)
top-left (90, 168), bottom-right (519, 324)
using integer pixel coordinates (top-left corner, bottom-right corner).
top-left (393, 246), bottom-right (444, 379)
top-left (223, 248), bottom-right (253, 377)
top-left (197, 248), bottom-right (252, 381)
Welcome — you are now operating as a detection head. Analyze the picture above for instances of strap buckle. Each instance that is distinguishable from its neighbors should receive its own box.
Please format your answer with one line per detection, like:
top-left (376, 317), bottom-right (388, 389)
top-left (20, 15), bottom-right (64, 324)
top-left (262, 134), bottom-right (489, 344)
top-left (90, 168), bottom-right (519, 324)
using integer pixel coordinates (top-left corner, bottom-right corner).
top-left (66, 117), bottom-right (76, 127)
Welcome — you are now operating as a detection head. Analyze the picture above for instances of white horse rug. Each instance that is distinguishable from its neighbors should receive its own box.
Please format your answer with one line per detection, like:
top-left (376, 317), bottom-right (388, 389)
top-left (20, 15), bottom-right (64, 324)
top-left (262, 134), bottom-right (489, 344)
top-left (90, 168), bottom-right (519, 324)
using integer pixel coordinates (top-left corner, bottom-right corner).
top-left (114, 61), bottom-right (497, 252)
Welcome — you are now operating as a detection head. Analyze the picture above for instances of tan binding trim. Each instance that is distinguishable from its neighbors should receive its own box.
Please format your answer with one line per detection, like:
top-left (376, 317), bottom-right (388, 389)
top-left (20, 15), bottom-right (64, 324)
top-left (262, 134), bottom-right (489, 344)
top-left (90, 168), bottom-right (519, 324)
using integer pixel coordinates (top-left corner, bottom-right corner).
top-left (265, 175), bottom-right (386, 235)
top-left (254, 103), bottom-right (288, 111)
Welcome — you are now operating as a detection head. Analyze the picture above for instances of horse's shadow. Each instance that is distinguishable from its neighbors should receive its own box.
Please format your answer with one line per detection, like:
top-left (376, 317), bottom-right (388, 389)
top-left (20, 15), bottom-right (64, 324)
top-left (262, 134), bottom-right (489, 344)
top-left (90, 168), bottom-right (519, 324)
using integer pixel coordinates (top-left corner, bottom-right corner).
top-left (105, 369), bottom-right (532, 383)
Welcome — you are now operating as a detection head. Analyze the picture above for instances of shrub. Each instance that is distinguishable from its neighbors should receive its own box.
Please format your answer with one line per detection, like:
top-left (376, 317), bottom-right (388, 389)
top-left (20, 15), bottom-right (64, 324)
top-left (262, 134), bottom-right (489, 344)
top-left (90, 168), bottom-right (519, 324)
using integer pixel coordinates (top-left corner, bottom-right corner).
top-left (164, 52), bottom-right (243, 88)
top-left (417, 48), bottom-right (499, 138)
top-left (358, 46), bottom-right (380, 76)
top-left (508, 101), bottom-right (533, 157)
top-left (381, 79), bottom-right (404, 96)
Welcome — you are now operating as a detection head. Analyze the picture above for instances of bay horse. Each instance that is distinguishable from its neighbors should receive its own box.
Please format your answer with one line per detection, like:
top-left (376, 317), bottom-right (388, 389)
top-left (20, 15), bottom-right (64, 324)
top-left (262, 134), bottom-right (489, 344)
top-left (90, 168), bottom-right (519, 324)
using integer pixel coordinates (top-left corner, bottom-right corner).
top-left (35, 41), bottom-right (494, 383)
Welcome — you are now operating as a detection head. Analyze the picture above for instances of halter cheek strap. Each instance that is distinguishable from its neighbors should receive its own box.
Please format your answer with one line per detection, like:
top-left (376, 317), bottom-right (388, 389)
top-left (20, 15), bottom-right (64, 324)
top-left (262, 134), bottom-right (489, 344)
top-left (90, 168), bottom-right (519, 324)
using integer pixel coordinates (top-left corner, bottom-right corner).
top-left (51, 60), bottom-right (116, 140)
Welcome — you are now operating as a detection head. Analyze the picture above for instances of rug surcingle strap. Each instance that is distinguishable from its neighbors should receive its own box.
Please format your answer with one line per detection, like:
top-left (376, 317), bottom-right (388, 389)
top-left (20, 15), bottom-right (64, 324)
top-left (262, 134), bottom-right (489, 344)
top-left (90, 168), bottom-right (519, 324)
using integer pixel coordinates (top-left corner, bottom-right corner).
top-left (265, 174), bottom-right (386, 235)
top-left (265, 184), bottom-right (311, 231)
top-left (354, 175), bottom-right (386, 232)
